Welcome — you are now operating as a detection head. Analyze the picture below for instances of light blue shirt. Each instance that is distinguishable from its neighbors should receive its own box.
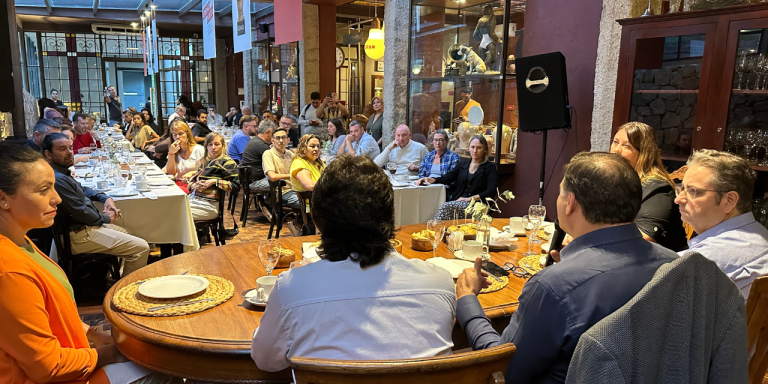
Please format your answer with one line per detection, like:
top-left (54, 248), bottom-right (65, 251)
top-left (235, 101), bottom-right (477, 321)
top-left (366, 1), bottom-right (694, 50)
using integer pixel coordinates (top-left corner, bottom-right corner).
top-left (681, 212), bottom-right (768, 301)
top-left (227, 129), bottom-right (251, 161)
top-left (346, 132), bottom-right (381, 160)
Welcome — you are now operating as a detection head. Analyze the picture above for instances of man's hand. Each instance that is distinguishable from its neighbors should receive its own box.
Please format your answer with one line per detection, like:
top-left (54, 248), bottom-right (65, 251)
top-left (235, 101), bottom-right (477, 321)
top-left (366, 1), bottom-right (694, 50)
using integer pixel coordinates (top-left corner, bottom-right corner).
top-left (345, 135), bottom-right (355, 143)
top-left (548, 234), bottom-right (572, 263)
top-left (407, 162), bottom-right (419, 172)
top-left (387, 141), bottom-right (398, 151)
top-left (87, 328), bottom-right (115, 348)
top-left (103, 198), bottom-right (122, 220)
top-left (456, 257), bottom-right (491, 299)
top-left (310, 120), bottom-right (320, 126)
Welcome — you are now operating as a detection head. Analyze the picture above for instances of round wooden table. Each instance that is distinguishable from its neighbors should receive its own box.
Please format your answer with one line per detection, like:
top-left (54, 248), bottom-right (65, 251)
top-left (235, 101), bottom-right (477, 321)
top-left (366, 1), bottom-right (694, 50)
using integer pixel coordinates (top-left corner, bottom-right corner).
top-left (104, 220), bottom-right (541, 383)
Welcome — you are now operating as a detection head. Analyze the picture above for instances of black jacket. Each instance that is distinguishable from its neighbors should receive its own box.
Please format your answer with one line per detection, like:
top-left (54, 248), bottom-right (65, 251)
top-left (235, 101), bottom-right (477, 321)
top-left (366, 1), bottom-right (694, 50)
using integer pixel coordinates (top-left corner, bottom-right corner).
top-left (51, 163), bottom-right (111, 230)
top-left (435, 160), bottom-right (498, 201)
top-left (636, 178), bottom-right (689, 252)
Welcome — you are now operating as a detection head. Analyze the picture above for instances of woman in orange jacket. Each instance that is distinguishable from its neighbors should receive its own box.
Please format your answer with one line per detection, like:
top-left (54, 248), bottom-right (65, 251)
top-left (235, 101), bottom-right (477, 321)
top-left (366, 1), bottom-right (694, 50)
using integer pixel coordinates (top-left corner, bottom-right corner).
top-left (0, 143), bottom-right (172, 384)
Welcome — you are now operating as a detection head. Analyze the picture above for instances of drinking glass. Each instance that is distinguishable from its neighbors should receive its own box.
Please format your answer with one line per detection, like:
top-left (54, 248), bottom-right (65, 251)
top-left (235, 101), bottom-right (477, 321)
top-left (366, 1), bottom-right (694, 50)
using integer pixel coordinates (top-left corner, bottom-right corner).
top-left (522, 215), bottom-right (540, 256)
top-left (128, 153), bottom-right (136, 167)
top-left (386, 162), bottom-right (397, 181)
top-left (528, 205), bottom-right (546, 243)
top-left (90, 142), bottom-right (98, 155)
top-left (737, 52), bottom-right (749, 90)
top-left (426, 220), bottom-right (446, 259)
top-left (258, 239), bottom-right (281, 276)
top-left (119, 170), bottom-right (130, 186)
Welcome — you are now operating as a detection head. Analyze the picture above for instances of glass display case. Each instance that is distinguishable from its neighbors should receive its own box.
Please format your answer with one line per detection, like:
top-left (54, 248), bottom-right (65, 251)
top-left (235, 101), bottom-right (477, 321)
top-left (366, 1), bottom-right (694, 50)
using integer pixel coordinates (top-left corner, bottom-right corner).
top-left (408, 0), bottom-right (522, 165)
top-left (251, 39), bottom-right (301, 117)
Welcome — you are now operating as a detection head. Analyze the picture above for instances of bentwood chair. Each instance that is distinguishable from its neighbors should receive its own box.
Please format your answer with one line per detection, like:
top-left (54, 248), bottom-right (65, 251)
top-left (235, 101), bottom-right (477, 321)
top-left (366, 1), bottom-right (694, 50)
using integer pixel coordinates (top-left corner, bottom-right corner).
top-left (51, 214), bottom-right (122, 288)
top-left (746, 277), bottom-right (768, 384)
top-left (296, 191), bottom-right (315, 236)
top-left (237, 165), bottom-right (271, 227)
top-left (291, 343), bottom-right (516, 384)
top-left (193, 187), bottom-right (227, 246)
top-left (267, 179), bottom-right (300, 239)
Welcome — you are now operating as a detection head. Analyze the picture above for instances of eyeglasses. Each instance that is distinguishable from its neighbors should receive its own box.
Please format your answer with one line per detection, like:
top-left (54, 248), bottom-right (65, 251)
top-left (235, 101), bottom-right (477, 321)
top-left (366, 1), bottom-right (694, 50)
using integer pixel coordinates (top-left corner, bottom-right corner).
top-left (433, 138), bottom-right (447, 143)
top-left (273, 135), bottom-right (288, 141)
top-left (502, 262), bottom-right (531, 279)
top-left (677, 185), bottom-right (726, 200)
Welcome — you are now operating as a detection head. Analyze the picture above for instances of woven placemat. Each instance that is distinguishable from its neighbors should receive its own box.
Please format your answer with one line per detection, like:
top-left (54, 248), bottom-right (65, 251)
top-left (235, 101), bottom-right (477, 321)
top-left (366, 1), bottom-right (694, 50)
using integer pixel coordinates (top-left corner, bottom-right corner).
top-left (113, 274), bottom-right (234, 317)
top-left (480, 275), bottom-right (508, 294)
top-left (518, 255), bottom-right (545, 275)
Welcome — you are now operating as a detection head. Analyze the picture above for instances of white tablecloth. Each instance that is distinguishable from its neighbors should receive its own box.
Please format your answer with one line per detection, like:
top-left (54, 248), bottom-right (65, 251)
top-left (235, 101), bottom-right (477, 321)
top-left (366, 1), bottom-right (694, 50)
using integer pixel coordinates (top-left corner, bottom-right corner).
top-left (74, 155), bottom-right (200, 252)
top-left (392, 184), bottom-right (446, 226)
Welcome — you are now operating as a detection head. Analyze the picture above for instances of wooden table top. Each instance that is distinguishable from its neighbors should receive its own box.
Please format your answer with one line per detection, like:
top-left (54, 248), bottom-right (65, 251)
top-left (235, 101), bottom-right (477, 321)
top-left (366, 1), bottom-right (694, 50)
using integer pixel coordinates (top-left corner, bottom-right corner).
top-left (103, 219), bottom-right (541, 383)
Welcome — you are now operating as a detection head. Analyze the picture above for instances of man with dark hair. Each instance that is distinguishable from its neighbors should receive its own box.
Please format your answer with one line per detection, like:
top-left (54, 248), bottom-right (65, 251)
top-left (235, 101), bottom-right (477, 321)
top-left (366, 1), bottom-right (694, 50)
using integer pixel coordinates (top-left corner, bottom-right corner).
top-left (261, 127), bottom-right (298, 208)
top-left (207, 104), bottom-right (223, 126)
top-left (103, 85), bottom-right (122, 126)
top-left (453, 88), bottom-right (481, 124)
top-left (280, 114), bottom-right (299, 148)
top-left (315, 91), bottom-right (350, 136)
top-left (71, 113), bottom-right (99, 155)
top-left (241, 120), bottom-right (276, 187)
top-left (227, 115), bottom-right (259, 162)
top-left (455, 152), bottom-right (678, 384)
top-left (191, 109), bottom-right (211, 144)
top-left (225, 106), bottom-right (242, 127)
top-left (252, 155), bottom-right (455, 372)
top-left (339, 119), bottom-right (381, 160)
top-left (25, 119), bottom-right (61, 152)
top-left (42, 133), bottom-right (149, 276)
top-left (262, 110), bottom-right (277, 123)
top-left (675, 149), bottom-right (768, 301)
top-left (298, 91), bottom-right (322, 136)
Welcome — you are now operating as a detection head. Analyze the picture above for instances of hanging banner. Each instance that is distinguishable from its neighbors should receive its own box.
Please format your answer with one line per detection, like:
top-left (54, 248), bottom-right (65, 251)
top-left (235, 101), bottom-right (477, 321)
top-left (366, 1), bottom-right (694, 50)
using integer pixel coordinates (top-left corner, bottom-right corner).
top-left (152, 19), bottom-right (159, 73)
top-left (146, 26), bottom-right (153, 75)
top-left (202, 0), bottom-right (216, 59)
top-left (232, 0), bottom-right (251, 53)
top-left (275, 0), bottom-right (302, 45)
top-left (142, 29), bottom-right (148, 76)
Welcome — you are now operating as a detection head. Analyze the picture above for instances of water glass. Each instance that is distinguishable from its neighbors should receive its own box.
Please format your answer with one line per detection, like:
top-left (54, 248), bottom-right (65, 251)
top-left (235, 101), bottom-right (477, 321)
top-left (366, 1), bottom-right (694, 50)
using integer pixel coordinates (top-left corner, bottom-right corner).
top-left (522, 215), bottom-right (541, 256)
top-left (258, 239), bottom-right (281, 276)
top-left (426, 220), bottom-right (446, 259)
top-left (528, 205), bottom-right (546, 243)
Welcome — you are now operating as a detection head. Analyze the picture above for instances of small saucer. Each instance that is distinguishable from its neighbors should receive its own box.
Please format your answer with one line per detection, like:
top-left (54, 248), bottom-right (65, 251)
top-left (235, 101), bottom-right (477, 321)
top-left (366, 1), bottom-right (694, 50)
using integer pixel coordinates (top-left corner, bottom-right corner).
top-left (95, 188), bottom-right (111, 193)
top-left (454, 249), bottom-right (490, 262)
top-left (244, 288), bottom-right (267, 307)
top-left (137, 188), bottom-right (152, 192)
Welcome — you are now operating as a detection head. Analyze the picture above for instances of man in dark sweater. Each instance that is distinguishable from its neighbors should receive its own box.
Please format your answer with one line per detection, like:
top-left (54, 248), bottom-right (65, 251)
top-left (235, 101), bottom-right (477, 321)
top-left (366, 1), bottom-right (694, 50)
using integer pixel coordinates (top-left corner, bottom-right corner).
top-left (240, 120), bottom-right (276, 190)
top-left (191, 109), bottom-right (212, 143)
top-left (25, 118), bottom-right (61, 152)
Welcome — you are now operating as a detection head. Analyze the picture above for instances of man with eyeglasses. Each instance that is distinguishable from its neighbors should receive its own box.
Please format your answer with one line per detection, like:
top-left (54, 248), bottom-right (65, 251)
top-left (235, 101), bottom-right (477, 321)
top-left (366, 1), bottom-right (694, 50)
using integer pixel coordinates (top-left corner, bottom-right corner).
top-left (262, 127), bottom-right (299, 209)
top-left (280, 115), bottom-right (299, 148)
top-left (675, 149), bottom-right (768, 301)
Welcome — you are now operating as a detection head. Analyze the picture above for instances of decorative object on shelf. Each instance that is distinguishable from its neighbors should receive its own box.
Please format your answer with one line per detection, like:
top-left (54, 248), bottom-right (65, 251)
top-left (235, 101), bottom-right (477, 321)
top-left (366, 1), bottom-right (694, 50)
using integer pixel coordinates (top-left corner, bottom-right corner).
top-left (0, 112), bottom-right (10, 140)
top-left (474, 5), bottom-right (501, 72)
top-left (286, 49), bottom-right (299, 82)
top-left (690, 0), bottom-right (748, 11)
top-left (457, 122), bottom-right (474, 150)
top-left (447, 44), bottom-right (487, 74)
top-left (507, 55), bottom-right (516, 74)
top-left (499, 124), bottom-right (514, 154)
top-left (365, 19), bottom-right (385, 60)
top-left (641, 0), bottom-right (656, 16)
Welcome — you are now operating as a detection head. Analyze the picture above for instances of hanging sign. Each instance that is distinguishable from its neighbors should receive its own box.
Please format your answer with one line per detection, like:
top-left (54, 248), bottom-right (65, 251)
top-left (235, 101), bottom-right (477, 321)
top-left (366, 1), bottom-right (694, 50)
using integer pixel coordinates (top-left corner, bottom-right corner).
top-left (152, 19), bottom-right (159, 73)
top-left (146, 25), bottom-right (154, 75)
top-left (142, 29), bottom-right (148, 76)
top-left (232, 0), bottom-right (251, 53)
top-left (202, 0), bottom-right (216, 59)
top-left (275, 0), bottom-right (302, 45)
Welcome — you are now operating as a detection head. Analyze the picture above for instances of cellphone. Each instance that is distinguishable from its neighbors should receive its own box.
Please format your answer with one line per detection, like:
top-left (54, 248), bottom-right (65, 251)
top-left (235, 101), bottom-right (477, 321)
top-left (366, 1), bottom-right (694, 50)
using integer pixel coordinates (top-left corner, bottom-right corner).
top-left (545, 219), bottom-right (566, 266)
top-left (482, 260), bottom-right (510, 278)
top-left (327, 92), bottom-right (333, 98)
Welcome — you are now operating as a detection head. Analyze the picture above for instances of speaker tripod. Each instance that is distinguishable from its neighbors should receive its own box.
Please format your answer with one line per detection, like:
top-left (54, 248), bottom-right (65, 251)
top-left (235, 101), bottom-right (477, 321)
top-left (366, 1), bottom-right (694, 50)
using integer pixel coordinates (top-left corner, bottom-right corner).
top-left (538, 130), bottom-right (547, 206)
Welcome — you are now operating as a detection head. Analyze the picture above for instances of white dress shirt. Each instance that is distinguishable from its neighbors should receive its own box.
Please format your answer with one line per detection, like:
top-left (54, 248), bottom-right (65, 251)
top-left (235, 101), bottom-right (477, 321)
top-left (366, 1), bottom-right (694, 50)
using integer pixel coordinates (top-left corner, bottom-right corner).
top-left (251, 252), bottom-right (456, 372)
top-left (374, 140), bottom-right (428, 175)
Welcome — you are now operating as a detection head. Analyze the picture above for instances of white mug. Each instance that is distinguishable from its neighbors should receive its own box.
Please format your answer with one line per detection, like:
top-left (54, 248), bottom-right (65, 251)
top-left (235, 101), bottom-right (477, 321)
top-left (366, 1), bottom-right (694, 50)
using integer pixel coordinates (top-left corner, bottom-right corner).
top-left (463, 240), bottom-right (489, 260)
top-left (96, 180), bottom-right (109, 190)
top-left (136, 179), bottom-right (149, 191)
top-left (395, 174), bottom-right (408, 182)
top-left (256, 276), bottom-right (277, 302)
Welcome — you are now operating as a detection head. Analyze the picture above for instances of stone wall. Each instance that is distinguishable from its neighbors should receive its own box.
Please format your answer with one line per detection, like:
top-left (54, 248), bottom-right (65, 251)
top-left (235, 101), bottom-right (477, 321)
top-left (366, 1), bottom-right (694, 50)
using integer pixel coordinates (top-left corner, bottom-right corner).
top-left (727, 93), bottom-right (768, 131)
top-left (300, 4), bottom-right (319, 107)
top-left (382, 0), bottom-right (411, 145)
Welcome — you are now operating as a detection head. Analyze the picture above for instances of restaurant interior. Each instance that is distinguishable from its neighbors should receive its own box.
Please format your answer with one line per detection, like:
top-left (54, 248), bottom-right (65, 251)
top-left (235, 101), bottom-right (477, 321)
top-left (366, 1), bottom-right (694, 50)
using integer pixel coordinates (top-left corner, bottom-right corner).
top-left (2, 0), bottom-right (768, 382)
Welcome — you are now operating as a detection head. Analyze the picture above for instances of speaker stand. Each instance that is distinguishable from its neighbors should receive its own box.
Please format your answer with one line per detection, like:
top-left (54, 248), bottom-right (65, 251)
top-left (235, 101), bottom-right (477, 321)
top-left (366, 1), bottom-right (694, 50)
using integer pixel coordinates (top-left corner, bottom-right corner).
top-left (538, 130), bottom-right (547, 206)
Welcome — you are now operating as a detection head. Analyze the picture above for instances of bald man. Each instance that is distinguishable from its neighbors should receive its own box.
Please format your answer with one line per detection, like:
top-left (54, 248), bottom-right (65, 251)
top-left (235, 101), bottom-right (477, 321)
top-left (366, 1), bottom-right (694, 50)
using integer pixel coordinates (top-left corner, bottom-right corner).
top-left (374, 124), bottom-right (428, 175)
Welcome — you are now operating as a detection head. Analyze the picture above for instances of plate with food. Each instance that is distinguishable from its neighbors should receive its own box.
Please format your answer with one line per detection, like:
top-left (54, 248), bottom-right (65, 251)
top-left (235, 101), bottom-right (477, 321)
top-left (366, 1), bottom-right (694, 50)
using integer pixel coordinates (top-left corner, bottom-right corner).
top-left (411, 230), bottom-right (436, 251)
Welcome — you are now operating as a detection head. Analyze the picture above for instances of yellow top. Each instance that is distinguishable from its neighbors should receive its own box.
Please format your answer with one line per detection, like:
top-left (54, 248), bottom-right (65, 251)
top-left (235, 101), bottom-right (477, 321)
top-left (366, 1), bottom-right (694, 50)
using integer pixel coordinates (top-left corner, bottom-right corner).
top-left (290, 157), bottom-right (325, 193)
top-left (459, 99), bottom-right (482, 118)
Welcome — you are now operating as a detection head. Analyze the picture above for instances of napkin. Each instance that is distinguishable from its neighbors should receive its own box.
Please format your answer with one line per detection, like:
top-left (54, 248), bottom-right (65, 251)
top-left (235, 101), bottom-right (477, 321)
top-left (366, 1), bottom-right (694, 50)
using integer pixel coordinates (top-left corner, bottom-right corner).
top-left (426, 257), bottom-right (473, 279)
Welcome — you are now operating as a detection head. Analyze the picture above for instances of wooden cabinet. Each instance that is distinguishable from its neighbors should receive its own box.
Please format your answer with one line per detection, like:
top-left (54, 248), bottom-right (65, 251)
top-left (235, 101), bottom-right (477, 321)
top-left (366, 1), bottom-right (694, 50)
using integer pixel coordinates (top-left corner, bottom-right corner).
top-left (613, 3), bottom-right (768, 171)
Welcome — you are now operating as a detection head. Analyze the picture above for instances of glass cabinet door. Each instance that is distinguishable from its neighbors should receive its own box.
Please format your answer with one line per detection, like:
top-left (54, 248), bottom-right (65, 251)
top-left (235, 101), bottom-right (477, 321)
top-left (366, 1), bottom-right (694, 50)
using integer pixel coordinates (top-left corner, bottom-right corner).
top-left (623, 26), bottom-right (716, 161)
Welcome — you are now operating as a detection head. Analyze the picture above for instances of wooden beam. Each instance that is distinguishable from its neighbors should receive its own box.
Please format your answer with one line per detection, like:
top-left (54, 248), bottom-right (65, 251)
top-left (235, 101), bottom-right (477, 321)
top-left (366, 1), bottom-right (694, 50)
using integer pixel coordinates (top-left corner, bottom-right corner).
top-left (92, 0), bottom-right (99, 16)
top-left (218, 3), bottom-right (232, 19)
top-left (136, 0), bottom-right (150, 16)
top-left (178, 0), bottom-right (202, 17)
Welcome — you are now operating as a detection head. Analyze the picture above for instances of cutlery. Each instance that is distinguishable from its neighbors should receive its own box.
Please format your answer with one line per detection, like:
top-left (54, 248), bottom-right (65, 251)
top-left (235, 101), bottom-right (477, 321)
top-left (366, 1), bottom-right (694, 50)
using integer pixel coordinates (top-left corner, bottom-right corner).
top-left (483, 269), bottom-right (504, 283)
top-left (520, 259), bottom-right (534, 271)
top-left (147, 298), bottom-right (213, 312)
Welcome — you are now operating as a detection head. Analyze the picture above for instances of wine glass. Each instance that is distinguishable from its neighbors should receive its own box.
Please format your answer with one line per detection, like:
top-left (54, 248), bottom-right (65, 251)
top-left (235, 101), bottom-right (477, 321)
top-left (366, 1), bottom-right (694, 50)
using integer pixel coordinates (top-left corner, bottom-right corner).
top-left (522, 215), bottom-right (541, 256)
top-left (528, 205), bottom-right (546, 244)
top-left (119, 170), bottom-right (130, 187)
top-left (737, 52), bottom-right (749, 90)
top-left (90, 142), bottom-right (98, 155)
top-left (258, 239), bottom-right (281, 276)
top-left (386, 162), bottom-right (397, 181)
top-left (426, 220), bottom-right (446, 259)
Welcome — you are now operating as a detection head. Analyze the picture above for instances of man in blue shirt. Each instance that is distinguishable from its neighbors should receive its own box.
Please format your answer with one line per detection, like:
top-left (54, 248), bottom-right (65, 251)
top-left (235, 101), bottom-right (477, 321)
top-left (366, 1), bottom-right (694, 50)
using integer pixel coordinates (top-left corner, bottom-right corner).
top-left (338, 118), bottom-right (381, 160)
top-left (455, 152), bottom-right (678, 384)
top-left (227, 115), bottom-right (259, 162)
top-left (675, 149), bottom-right (768, 301)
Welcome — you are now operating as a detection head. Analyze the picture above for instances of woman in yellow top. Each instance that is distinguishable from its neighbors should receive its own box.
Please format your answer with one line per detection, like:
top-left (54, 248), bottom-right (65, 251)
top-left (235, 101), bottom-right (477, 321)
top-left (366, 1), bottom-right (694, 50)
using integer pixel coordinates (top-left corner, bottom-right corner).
top-left (290, 134), bottom-right (325, 192)
top-left (125, 113), bottom-right (159, 151)
top-left (0, 143), bottom-right (176, 384)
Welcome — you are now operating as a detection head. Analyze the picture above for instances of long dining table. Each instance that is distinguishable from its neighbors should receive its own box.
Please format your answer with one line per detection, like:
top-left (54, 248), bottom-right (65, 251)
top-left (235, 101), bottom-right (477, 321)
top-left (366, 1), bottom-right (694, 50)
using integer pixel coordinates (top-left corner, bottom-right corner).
top-left (103, 219), bottom-right (543, 383)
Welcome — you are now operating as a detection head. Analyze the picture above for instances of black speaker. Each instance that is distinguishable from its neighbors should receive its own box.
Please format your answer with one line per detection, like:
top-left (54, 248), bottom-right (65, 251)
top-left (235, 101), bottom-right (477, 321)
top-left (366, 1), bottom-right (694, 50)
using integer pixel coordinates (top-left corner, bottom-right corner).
top-left (258, 23), bottom-right (269, 34)
top-left (515, 52), bottom-right (571, 132)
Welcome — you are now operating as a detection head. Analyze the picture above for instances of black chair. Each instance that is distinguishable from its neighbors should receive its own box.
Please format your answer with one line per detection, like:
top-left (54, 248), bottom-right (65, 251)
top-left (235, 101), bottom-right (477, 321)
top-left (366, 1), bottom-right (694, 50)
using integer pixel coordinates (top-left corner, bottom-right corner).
top-left (51, 215), bottom-right (122, 287)
top-left (237, 165), bottom-right (270, 227)
top-left (267, 179), bottom-right (300, 239)
top-left (193, 187), bottom-right (228, 246)
top-left (296, 191), bottom-right (316, 236)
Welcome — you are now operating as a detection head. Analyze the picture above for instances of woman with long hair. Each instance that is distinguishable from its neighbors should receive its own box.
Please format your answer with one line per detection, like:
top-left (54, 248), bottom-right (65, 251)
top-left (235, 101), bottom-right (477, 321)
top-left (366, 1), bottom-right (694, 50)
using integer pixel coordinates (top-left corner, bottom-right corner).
top-left (141, 108), bottom-right (162, 136)
top-left (368, 96), bottom-right (384, 148)
top-left (125, 112), bottom-right (159, 151)
top-left (417, 135), bottom-right (498, 221)
top-left (188, 133), bottom-right (238, 220)
top-left (163, 121), bottom-right (205, 193)
top-left (611, 122), bottom-right (688, 251)
top-left (290, 134), bottom-right (326, 192)
top-left (328, 118), bottom-right (347, 155)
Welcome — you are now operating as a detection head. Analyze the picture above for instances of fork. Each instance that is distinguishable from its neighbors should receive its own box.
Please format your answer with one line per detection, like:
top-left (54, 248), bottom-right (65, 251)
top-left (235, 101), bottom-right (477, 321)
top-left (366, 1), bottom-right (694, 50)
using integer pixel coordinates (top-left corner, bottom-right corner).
top-left (147, 298), bottom-right (213, 312)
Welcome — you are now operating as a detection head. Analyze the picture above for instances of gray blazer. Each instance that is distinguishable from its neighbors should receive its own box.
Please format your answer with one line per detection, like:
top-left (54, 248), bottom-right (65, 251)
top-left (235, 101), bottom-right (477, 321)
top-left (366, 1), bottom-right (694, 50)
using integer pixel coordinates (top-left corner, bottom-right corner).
top-left (566, 252), bottom-right (748, 384)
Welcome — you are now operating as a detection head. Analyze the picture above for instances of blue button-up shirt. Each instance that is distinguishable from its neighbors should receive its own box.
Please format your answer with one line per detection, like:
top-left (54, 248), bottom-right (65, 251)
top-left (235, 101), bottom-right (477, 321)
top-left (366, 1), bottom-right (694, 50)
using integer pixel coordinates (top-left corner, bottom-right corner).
top-left (681, 212), bottom-right (768, 301)
top-left (345, 132), bottom-right (381, 160)
top-left (456, 223), bottom-right (678, 384)
top-left (418, 149), bottom-right (460, 179)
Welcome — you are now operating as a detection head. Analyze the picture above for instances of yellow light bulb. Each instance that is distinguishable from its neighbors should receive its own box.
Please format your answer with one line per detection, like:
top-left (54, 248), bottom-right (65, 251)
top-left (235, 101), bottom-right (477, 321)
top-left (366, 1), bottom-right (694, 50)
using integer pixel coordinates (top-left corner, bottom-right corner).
top-left (365, 28), bottom-right (385, 60)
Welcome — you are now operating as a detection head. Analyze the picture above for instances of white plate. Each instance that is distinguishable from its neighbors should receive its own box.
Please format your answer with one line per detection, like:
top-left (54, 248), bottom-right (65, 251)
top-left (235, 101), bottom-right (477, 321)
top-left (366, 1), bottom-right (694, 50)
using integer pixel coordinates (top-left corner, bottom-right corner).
top-left (408, 176), bottom-right (419, 180)
top-left (453, 249), bottom-right (490, 262)
top-left (137, 188), bottom-right (152, 192)
top-left (95, 188), bottom-right (111, 193)
top-left (131, 153), bottom-right (144, 157)
top-left (110, 190), bottom-right (138, 197)
top-left (244, 288), bottom-right (267, 307)
top-left (541, 243), bottom-right (550, 253)
top-left (138, 275), bottom-right (210, 299)
top-left (542, 223), bottom-right (555, 234)
top-left (467, 105), bottom-right (484, 126)
top-left (391, 180), bottom-right (411, 188)
top-left (135, 159), bottom-right (153, 164)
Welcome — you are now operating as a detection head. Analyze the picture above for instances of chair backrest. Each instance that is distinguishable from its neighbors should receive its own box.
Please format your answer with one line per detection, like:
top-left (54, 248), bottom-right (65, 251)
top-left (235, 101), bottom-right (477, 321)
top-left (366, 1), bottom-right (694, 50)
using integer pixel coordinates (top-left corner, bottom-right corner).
top-left (746, 276), bottom-right (768, 384)
top-left (296, 191), bottom-right (314, 235)
top-left (268, 178), bottom-right (285, 206)
top-left (237, 165), bottom-right (252, 191)
top-left (51, 213), bottom-right (74, 267)
top-left (291, 343), bottom-right (515, 384)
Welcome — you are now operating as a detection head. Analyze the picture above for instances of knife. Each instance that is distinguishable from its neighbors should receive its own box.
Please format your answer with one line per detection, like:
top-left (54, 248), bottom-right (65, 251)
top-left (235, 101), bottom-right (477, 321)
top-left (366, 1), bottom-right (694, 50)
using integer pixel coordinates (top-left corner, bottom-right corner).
top-left (147, 298), bottom-right (213, 312)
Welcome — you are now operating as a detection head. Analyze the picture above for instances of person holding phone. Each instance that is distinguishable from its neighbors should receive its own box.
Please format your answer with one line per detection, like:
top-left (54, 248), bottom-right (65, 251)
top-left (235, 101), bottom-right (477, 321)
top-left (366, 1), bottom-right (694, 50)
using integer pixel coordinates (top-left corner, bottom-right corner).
top-left (299, 92), bottom-right (323, 137)
top-left (103, 86), bottom-right (122, 127)
top-left (315, 91), bottom-right (349, 139)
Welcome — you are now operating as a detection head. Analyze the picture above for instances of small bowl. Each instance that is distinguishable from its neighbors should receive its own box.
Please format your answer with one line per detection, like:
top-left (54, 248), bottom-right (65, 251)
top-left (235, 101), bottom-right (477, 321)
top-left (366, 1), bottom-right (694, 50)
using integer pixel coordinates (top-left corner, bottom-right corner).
top-left (411, 237), bottom-right (433, 252)
top-left (271, 248), bottom-right (296, 268)
top-left (390, 239), bottom-right (403, 253)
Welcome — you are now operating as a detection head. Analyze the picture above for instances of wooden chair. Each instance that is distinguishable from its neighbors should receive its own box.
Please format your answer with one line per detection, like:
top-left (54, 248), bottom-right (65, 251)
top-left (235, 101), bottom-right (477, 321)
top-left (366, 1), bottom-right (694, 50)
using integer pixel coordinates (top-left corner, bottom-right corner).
top-left (51, 215), bottom-right (122, 287)
top-left (237, 165), bottom-right (270, 227)
top-left (746, 276), bottom-right (768, 384)
top-left (267, 179), bottom-right (300, 239)
top-left (193, 187), bottom-right (227, 246)
top-left (291, 343), bottom-right (516, 384)
top-left (296, 191), bottom-right (315, 236)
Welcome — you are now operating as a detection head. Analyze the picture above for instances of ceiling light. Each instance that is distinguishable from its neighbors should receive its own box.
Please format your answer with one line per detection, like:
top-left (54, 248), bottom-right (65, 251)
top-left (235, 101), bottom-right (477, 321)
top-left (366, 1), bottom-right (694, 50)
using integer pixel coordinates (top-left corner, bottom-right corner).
top-left (150, 4), bottom-right (156, 9)
top-left (145, 10), bottom-right (151, 16)
top-left (140, 15), bottom-right (145, 20)
top-left (131, 22), bottom-right (138, 27)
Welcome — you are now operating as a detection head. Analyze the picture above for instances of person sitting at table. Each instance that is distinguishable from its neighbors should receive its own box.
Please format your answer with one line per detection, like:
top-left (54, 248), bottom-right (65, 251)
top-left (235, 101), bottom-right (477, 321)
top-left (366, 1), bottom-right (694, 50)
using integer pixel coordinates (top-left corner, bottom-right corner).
top-left (0, 143), bottom-right (178, 384)
top-left (337, 118), bottom-right (380, 160)
top-left (611, 122), bottom-right (688, 252)
top-left (125, 112), bottom-right (160, 151)
top-left (374, 124), bottom-right (428, 175)
top-left (455, 152), bottom-right (679, 384)
top-left (208, 104), bottom-right (223, 126)
top-left (417, 135), bottom-right (498, 220)
top-left (141, 108), bottom-right (162, 136)
top-left (168, 105), bottom-right (186, 127)
top-left (252, 155), bottom-right (456, 372)
top-left (191, 109), bottom-right (212, 144)
top-left (71, 113), bottom-right (100, 155)
top-left (25, 118), bottom-right (61, 152)
top-left (263, 126), bottom-right (299, 208)
top-left (675, 149), bottom-right (768, 301)
top-left (187, 133), bottom-right (238, 221)
top-left (225, 105), bottom-right (242, 127)
top-left (241, 119), bottom-right (276, 191)
top-left (227, 115), bottom-right (259, 162)
top-left (328, 118), bottom-right (347, 156)
top-left (163, 121), bottom-right (205, 194)
top-left (290, 134), bottom-right (326, 193)
top-left (118, 110), bottom-right (133, 135)
top-left (418, 129), bottom-right (460, 180)
top-left (42, 133), bottom-right (149, 277)
top-left (59, 127), bottom-right (89, 166)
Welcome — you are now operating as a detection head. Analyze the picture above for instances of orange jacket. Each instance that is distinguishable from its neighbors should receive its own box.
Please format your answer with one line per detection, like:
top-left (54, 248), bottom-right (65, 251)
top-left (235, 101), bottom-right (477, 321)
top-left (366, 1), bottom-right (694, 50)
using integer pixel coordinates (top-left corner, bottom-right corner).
top-left (0, 235), bottom-right (107, 384)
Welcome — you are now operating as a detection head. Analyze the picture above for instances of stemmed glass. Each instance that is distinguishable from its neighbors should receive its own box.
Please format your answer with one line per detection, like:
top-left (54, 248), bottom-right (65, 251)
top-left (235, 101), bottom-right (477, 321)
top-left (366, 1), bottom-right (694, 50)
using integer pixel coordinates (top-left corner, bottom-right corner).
top-left (258, 239), bottom-right (281, 276)
top-left (90, 142), bottom-right (98, 155)
top-left (522, 215), bottom-right (540, 256)
top-left (119, 170), bottom-right (130, 188)
top-left (127, 153), bottom-right (136, 167)
top-left (426, 220), bottom-right (446, 259)
top-left (737, 52), bottom-right (749, 90)
top-left (528, 205), bottom-right (546, 244)
top-left (386, 162), bottom-right (397, 181)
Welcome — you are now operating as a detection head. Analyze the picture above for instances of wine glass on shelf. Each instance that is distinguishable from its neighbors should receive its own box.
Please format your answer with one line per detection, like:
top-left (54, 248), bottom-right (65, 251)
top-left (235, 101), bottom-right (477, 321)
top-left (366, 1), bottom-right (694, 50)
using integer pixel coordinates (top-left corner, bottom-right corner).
top-left (528, 205), bottom-right (546, 244)
top-left (736, 52), bottom-right (749, 90)
top-left (522, 215), bottom-right (540, 256)
top-left (258, 239), bottom-right (281, 276)
top-left (426, 220), bottom-right (446, 259)
top-left (386, 162), bottom-right (397, 182)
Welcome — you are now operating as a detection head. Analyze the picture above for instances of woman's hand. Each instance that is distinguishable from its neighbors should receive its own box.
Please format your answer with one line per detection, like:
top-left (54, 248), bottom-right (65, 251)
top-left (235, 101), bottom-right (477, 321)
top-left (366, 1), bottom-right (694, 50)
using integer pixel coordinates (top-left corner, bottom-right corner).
top-left (457, 197), bottom-right (474, 202)
top-left (414, 177), bottom-right (435, 186)
top-left (168, 140), bottom-right (181, 156)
